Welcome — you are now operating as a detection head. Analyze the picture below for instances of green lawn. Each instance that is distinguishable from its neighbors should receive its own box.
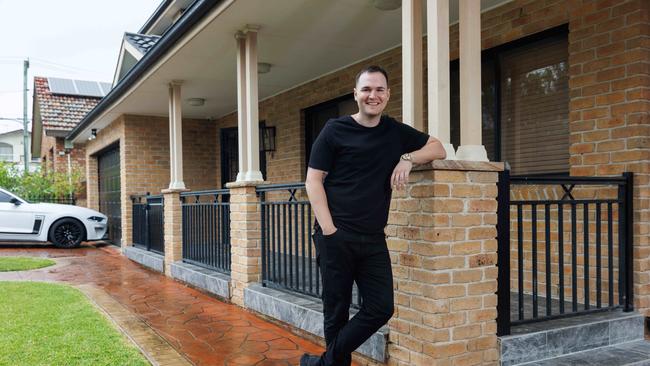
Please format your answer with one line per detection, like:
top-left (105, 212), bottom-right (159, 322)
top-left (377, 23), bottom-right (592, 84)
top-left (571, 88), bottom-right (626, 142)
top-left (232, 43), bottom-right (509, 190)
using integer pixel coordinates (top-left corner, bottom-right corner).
top-left (0, 257), bottom-right (56, 272)
top-left (0, 282), bottom-right (149, 366)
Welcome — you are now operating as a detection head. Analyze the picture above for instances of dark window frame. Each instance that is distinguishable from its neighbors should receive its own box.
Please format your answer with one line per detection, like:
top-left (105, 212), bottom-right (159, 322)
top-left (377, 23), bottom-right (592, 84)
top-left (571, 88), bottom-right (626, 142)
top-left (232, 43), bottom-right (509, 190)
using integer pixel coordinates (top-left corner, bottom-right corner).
top-left (303, 93), bottom-right (355, 173)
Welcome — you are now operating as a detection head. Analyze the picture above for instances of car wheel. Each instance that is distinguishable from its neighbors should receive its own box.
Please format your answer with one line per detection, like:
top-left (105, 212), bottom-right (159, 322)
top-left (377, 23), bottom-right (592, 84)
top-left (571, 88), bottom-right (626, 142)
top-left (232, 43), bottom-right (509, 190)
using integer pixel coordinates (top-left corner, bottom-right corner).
top-left (49, 218), bottom-right (85, 248)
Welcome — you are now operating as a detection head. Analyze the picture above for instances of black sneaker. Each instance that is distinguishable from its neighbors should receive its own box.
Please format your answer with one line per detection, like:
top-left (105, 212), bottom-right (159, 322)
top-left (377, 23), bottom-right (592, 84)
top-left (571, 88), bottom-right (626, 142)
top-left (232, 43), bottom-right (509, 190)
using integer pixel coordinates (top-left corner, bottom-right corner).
top-left (299, 353), bottom-right (321, 366)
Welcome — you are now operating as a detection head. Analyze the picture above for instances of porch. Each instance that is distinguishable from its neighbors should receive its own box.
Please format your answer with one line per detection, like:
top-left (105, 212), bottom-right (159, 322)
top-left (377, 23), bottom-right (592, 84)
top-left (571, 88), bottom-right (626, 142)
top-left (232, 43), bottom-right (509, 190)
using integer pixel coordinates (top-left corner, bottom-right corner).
top-left (125, 166), bottom-right (640, 364)
top-left (68, 0), bottom-right (650, 364)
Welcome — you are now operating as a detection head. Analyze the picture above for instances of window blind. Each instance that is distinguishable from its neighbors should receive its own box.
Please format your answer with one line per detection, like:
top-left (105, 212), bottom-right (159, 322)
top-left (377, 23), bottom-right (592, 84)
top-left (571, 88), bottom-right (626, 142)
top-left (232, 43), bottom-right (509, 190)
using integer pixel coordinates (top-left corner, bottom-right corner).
top-left (499, 35), bottom-right (569, 175)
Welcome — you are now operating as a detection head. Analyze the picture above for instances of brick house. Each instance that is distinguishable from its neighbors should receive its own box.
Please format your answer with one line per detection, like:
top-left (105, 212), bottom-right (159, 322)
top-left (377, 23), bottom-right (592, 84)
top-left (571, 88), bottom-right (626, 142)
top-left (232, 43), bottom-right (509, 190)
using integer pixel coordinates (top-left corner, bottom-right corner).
top-left (68, 0), bottom-right (649, 364)
top-left (31, 76), bottom-right (110, 205)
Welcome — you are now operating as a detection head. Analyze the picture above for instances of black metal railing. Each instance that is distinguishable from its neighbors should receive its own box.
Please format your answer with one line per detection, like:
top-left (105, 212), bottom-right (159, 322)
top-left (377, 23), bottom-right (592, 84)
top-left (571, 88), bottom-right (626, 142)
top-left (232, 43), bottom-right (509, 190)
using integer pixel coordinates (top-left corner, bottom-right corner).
top-left (497, 172), bottom-right (633, 336)
top-left (180, 190), bottom-right (231, 274)
top-left (257, 183), bottom-right (361, 307)
top-left (131, 194), bottom-right (165, 254)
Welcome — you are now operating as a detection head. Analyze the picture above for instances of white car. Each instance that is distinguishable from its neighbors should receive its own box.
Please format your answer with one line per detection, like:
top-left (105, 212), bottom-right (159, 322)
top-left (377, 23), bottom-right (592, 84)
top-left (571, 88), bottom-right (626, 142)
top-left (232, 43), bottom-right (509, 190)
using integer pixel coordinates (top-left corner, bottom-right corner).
top-left (0, 188), bottom-right (108, 248)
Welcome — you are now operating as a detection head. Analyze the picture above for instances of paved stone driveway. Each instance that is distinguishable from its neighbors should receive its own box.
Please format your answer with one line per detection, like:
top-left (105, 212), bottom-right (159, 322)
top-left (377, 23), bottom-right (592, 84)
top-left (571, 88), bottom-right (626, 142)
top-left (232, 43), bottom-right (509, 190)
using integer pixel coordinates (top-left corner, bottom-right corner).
top-left (0, 243), bottom-right (334, 366)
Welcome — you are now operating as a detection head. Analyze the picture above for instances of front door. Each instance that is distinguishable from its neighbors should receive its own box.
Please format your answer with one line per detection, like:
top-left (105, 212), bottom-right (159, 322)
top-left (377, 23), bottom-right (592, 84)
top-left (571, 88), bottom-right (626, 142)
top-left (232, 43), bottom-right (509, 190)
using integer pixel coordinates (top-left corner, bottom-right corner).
top-left (98, 146), bottom-right (121, 245)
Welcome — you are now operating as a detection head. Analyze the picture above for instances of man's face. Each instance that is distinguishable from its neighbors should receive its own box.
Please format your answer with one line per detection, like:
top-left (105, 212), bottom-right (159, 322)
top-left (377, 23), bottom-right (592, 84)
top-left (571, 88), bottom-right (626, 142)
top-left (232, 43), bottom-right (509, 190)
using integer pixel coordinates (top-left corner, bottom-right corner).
top-left (354, 72), bottom-right (390, 118)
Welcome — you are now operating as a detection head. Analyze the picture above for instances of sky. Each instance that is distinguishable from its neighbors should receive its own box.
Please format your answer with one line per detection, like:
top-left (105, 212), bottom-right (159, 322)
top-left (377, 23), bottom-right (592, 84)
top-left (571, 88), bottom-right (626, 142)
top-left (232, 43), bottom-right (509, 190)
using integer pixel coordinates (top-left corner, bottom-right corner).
top-left (0, 0), bottom-right (161, 131)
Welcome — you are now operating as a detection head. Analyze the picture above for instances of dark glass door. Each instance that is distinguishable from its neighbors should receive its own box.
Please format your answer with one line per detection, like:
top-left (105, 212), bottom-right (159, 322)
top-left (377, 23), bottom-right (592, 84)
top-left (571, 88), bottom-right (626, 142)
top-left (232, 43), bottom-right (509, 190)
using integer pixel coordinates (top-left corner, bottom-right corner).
top-left (220, 126), bottom-right (267, 188)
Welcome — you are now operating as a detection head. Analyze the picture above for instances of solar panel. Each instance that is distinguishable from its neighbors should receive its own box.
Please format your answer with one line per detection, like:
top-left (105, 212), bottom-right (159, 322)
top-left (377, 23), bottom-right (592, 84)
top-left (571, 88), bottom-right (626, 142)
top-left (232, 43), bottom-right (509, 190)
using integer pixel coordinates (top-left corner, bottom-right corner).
top-left (47, 77), bottom-right (111, 98)
top-left (47, 77), bottom-right (77, 95)
top-left (99, 82), bottom-right (112, 94)
top-left (75, 80), bottom-right (103, 97)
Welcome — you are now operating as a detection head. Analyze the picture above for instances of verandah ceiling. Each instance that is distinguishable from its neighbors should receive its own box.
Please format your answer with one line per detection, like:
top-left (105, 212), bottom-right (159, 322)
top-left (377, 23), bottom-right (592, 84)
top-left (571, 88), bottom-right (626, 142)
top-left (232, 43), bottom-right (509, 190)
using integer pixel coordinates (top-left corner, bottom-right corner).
top-left (74, 0), bottom-right (510, 142)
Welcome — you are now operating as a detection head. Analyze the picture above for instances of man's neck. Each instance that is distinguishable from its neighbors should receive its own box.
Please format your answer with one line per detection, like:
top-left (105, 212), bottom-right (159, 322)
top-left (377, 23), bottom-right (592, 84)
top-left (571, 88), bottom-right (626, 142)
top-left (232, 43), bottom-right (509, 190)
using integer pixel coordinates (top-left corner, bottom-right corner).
top-left (351, 113), bottom-right (381, 127)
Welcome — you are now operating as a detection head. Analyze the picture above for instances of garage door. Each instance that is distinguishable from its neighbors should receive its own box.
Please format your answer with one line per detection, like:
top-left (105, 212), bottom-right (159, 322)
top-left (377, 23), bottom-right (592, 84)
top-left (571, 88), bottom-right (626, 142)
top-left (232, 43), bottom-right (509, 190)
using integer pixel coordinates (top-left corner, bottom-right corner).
top-left (98, 146), bottom-right (121, 245)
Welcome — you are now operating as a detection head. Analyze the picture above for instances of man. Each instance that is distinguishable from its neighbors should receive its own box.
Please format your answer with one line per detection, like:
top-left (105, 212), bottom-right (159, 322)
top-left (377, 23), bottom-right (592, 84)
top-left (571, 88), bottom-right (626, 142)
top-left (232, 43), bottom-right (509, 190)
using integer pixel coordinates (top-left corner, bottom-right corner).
top-left (302, 65), bottom-right (446, 366)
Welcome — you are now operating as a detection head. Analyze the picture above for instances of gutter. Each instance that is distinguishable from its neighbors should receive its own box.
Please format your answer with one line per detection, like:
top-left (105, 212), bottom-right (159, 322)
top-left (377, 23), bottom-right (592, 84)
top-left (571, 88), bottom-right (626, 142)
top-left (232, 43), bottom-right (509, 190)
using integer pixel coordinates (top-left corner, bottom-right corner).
top-left (139, 0), bottom-right (173, 34)
top-left (67, 0), bottom-right (224, 141)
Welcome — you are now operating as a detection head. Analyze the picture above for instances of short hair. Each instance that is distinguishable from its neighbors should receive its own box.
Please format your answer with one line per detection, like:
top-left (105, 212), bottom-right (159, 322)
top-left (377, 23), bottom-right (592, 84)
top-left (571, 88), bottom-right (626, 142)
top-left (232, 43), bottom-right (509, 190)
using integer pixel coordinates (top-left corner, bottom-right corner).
top-left (355, 65), bottom-right (389, 86)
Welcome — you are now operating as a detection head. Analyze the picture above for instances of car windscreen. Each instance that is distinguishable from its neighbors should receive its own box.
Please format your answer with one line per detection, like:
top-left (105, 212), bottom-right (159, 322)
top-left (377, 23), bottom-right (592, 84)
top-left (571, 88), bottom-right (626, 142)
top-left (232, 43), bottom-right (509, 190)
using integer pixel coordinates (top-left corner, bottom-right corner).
top-left (0, 191), bottom-right (28, 204)
top-left (0, 191), bottom-right (14, 203)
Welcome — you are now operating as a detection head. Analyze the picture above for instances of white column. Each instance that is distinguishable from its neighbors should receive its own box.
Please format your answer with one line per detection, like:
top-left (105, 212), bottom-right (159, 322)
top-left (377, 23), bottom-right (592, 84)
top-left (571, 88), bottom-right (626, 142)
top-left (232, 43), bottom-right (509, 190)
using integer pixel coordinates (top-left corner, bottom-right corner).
top-left (402, 0), bottom-right (424, 131)
top-left (168, 80), bottom-right (186, 190)
top-left (456, 0), bottom-right (488, 161)
top-left (427, 0), bottom-right (455, 159)
top-left (244, 26), bottom-right (263, 182)
top-left (235, 32), bottom-right (248, 182)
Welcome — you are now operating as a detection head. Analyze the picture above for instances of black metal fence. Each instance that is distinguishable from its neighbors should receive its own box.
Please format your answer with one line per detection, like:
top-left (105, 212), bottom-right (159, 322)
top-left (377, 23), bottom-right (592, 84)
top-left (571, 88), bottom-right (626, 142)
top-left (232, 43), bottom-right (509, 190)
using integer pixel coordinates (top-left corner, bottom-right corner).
top-left (24, 194), bottom-right (76, 205)
top-left (497, 172), bottom-right (634, 336)
top-left (181, 190), bottom-right (231, 274)
top-left (257, 183), bottom-right (361, 307)
top-left (131, 194), bottom-right (165, 254)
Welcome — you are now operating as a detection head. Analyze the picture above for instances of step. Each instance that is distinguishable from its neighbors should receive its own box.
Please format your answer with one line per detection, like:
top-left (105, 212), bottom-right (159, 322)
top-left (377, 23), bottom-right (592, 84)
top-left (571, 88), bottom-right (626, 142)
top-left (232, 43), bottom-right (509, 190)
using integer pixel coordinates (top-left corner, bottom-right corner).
top-left (124, 246), bottom-right (164, 273)
top-left (521, 340), bottom-right (650, 366)
top-left (170, 261), bottom-right (230, 300)
top-left (499, 310), bottom-right (645, 366)
top-left (243, 284), bottom-right (387, 363)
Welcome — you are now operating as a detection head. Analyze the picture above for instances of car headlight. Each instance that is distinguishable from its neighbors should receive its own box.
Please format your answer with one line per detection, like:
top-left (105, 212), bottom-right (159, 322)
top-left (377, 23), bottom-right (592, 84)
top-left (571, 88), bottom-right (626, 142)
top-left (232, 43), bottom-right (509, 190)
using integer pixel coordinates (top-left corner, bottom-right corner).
top-left (88, 216), bottom-right (105, 222)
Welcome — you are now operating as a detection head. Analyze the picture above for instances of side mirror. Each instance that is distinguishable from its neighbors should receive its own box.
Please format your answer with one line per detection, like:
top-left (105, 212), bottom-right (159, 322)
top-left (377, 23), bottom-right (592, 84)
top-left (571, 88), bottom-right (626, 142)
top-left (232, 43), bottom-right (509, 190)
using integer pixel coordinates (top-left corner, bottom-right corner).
top-left (9, 198), bottom-right (21, 206)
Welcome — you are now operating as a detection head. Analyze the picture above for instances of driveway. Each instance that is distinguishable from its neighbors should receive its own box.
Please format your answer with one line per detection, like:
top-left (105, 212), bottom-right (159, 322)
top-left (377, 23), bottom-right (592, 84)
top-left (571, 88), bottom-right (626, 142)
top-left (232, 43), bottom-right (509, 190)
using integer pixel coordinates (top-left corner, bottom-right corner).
top-left (0, 244), bottom-right (331, 366)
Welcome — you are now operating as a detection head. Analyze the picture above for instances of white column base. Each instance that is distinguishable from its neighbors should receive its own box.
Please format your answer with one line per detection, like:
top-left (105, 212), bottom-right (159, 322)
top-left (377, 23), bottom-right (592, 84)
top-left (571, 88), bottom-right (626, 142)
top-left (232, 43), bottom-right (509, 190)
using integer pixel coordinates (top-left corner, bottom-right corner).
top-left (236, 172), bottom-right (246, 182)
top-left (242, 170), bottom-right (264, 182)
top-left (456, 145), bottom-right (488, 162)
top-left (168, 181), bottom-right (187, 190)
top-left (442, 143), bottom-right (457, 160)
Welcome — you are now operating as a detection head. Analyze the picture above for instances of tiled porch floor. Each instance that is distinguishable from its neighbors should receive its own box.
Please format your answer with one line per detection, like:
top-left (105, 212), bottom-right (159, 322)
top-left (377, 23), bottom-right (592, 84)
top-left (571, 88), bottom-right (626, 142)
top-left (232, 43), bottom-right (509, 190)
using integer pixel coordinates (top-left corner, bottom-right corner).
top-left (0, 243), bottom-right (343, 366)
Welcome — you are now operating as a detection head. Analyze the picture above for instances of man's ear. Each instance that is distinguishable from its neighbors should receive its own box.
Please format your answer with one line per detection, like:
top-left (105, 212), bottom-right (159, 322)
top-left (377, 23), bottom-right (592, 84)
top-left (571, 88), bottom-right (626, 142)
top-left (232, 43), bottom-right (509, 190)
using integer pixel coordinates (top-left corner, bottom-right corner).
top-left (386, 88), bottom-right (391, 101)
top-left (353, 88), bottom-right (358, 101)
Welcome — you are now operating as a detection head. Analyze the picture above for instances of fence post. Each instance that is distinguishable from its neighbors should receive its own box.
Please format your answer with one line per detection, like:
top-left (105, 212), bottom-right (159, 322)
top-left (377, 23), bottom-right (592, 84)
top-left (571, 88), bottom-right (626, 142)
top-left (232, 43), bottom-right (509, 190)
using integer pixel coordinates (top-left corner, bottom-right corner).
top-left (624, 172), bottom-right (634, 312)
top-left (497, 169), bottom-right (511, 336)
top-left (145, 197), bottom-right (151, 251)
top-left (260, 191), bottom-right (266, 288)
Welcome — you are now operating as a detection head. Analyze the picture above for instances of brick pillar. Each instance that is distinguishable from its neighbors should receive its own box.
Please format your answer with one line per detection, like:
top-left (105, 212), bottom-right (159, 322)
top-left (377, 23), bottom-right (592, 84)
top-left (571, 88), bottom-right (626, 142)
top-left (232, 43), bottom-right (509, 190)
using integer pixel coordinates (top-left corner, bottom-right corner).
top-left (227, 182), bottom-right (262, 306)
top-left (86, 155), bottom-right (99, 211)
top-left (386, 161), bottom-right (503, 366)
top-left (163, 189), bottom-right (186, 275)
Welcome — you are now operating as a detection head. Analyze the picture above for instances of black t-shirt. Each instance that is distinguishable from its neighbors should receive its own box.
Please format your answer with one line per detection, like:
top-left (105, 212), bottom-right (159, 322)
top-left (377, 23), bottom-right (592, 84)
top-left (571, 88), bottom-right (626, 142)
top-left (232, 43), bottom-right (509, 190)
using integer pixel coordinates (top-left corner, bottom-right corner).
top-left (308, 115), bottom-right (430, 234)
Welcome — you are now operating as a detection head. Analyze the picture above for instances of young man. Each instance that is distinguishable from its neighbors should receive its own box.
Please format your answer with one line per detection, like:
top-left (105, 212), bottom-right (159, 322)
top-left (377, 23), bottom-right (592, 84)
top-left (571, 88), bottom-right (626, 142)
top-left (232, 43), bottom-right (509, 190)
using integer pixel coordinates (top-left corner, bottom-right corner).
top-left (302, 65), bottom-right (446, 366)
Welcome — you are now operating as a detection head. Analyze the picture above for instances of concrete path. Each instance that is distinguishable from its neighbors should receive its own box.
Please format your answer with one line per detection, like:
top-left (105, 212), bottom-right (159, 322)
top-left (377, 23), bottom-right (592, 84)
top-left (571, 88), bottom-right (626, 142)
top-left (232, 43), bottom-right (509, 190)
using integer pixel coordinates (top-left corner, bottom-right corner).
top-left (0, 244), bottom-right (334, 366)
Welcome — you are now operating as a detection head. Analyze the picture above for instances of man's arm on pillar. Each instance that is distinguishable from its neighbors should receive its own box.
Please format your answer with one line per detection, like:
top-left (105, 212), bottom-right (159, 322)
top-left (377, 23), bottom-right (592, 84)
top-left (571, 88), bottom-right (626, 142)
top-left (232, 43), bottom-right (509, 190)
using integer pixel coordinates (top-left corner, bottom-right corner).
top-left (305, 167), bottom-right (337, 235)
top-left (391, 136), bottom-right (447, 189)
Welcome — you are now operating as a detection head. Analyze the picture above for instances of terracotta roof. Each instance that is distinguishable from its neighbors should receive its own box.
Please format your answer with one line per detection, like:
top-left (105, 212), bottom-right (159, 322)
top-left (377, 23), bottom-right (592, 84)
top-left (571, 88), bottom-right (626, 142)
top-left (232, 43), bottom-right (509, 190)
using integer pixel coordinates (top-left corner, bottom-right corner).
top-left (124, 32), bottom-right (161, 55)
top-left (33, 76), bottom-right (102, 134)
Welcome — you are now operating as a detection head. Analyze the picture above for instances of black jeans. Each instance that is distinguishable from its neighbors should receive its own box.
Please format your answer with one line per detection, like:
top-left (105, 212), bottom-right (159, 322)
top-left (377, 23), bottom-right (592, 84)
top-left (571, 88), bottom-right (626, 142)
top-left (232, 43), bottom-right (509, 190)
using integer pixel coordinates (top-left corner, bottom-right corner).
top-left (313, 228), bottom-right (394, 366)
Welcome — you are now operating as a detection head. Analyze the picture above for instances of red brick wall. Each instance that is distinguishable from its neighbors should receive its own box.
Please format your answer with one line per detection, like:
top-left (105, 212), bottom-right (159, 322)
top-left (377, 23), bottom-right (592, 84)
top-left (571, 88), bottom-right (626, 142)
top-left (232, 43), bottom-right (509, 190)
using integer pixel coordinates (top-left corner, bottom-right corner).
top-left (121, 115), bottom-right (218, 195)
top-left (566, 0), bottom-right (650, 314)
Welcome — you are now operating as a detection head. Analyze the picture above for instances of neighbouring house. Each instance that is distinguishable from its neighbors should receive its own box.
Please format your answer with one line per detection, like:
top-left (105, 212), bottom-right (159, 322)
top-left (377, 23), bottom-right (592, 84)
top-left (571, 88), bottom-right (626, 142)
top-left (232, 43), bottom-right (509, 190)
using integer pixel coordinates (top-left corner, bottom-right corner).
top-left (31, 76), bottom-right (111, 206)
top-left (67, 0), bottom-right (649, 365)
top-left (0, 122), bottom-right (39, 172)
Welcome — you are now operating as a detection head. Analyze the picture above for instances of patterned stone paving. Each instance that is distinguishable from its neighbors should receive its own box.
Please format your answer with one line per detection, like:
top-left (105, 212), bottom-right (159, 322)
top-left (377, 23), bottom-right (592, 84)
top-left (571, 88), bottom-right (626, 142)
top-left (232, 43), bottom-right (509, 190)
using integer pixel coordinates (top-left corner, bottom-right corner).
top-left (0, 243), bottom-right (341, 366)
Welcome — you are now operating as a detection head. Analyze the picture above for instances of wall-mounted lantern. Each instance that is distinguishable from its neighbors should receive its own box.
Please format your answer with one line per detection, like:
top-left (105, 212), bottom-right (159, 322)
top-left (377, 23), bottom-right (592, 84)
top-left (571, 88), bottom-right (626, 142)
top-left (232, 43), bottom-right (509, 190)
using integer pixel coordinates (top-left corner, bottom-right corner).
top-left (260, 124), bottom-right (276, 152)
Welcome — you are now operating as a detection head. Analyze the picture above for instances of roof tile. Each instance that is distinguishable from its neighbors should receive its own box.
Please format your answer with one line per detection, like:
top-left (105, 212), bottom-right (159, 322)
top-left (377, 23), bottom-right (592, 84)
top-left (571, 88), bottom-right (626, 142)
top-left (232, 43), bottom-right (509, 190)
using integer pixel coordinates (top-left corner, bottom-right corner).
top-left (34, 76), bottom-right (102, 133)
